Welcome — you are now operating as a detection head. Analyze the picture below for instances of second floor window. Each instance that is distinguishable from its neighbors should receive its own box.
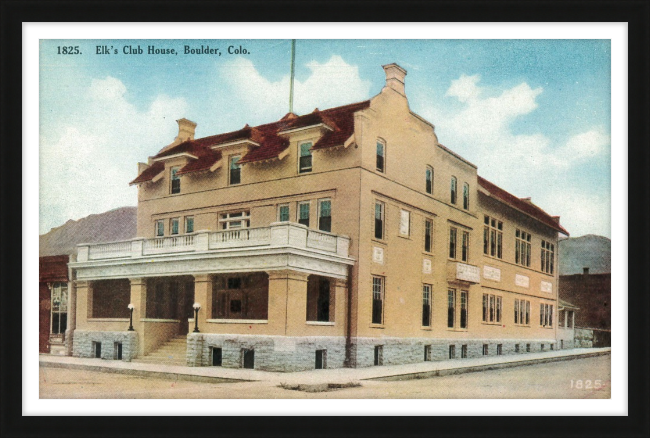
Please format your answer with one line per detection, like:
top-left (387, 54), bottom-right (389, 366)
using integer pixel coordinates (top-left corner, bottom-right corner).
top-left (374, 201), bottom-right (384, 240)
top-left (376, 141), bottom-right (385, 172)
top-left (155, 220), bottom-right (164, 237)
top-left (298, 202), bottom-right (310, 227)
top-left (422, 284), bottom-right (432, 327)
top-left (449, 227), bottom-right (457, 259)
top-left (170, 217), bottom-right (180, 235)
top-left (318, 199), bottom-right (331, 232)
top-left (184, 216), bottom-right (194, 234)
top-left (516, 229), bottom-right (532, 267)
top-left (229, 155), bottom-right (241, 185)
top-left (171, 167), bottom-right (181, 194)
top-left (299, 142), bottom-right (312, 173)
top-left (219, 211), bottom-right (250, 230)
top-left (424, 219), bottom-right (433, 252)
top-left (278, 204), bottom-right (290, 222)
top-left (425, 166), bottom-right (433, 194)
top-left (484, 215), bottom-right (503, 258)
top-left (461, 230), bottom-right (470, 262)
top-left (450, 176), bottom-right (457, 204)
top-left (463, 183), bottom-right (470, 209)
top-left (372, 276), bottom-right (384, 325)
top-left (541, 240), bottom-right (555, 274)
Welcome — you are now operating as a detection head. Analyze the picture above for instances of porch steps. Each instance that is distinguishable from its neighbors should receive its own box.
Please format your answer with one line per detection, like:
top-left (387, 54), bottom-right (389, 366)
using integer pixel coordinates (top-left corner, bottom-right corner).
top-left (132, 336), bottom-right (188, 366)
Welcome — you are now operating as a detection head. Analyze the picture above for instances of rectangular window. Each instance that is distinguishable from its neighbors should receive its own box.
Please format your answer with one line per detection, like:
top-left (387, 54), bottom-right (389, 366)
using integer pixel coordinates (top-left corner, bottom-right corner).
top-left (450, 176), bottom-right (457, 204)
top-left (483, 293), bottom-right (502, 325)
top-left (449, 345), bottom-right (456, 359)
top-left (514, 298), bottom-right (519, 324)
top-left (449, 227), bottom-right (457, 259)
top-left (422, 284), bottom-right (432, 327)
top-left (155, 220), bottom-right (164, 237)
top-left (526, 343), bottom-right (531, 352)
top-left (447, 289), bottom-right (456, 328)
top-left (541, 303), bottom-right (553, 327)
top-left (170, 217), bottom-right (179, 235)
top-left (315, 350), bottom-right (326, 369)
top-left (463, 182), bottom-right (470, 209)
top-left (299, 142), bottom-right (312, 173)
top-left (184, 216), bottom-right (194, 233)
top-left (515, 299), bottom-right (531, 325)
top-left (540, 303), bottom-right (544, 326)
top-left (242, 349), bottom-right (255, 369)
top-left (372, 276), bottom-right (384, 325)
top-left (229, 155), bottom-right (241, 185)
top-left (170, 167), bottom-right (181, 194)
top-left (376, 141), bottom-right (385, 172)
top-left (374, 345), bottom-right (383, 366)
top-left (482, 294), bottom-right (488, 322)
top-left (460, 291), bottom-right (468, 329)
top-left (424, 345), bottom-right (432, 361)
top-left (526, 301), bottom-right (530, 325)
top-left (318, 199), bottom-right (332, 232)
top-left (425, 166), bottom-right (433, 194)
top-left (298, 202), bottom-right (310, 227)
top-left (516, 229), bottom-right (532, 267)
top-left (278, 204), bottom-right (290, 222)
top-left (50, 282), bottom-right (68, 335)
top-left (497, 344), bottom-right (503, 355)
top-left (515, 344), bottom-right (520, 353)
top-left (374, 201), bottom-right (384, 240)
top-left (93, 342), bottom-right (102, 358)
top-left (114, 342), bottom-right (123, 360)
top-left (496, 296), bottom-right (502, 323)
top-left (219, 211), bottom-right (250, 230)
top-left (461, 230), bottom-right (469, 262)
top-left (541, 240), bottom-right (555, 274)
top-left (399, 210), bottom-right (410, 237)
top-left (483, 215), bottom-right (503, 258)
top-left (424, 219), bottom-right (433, 252)
top-left (482, 344), bottom-right (489, 356)
top-left (212, 347), bottom-right (223, 366)
top-left (461, 344), bottom-right (468, 359)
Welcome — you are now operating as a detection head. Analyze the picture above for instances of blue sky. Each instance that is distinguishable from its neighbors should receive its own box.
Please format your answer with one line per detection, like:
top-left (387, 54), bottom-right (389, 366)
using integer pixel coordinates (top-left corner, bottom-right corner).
top-left (39, 39), bottom-right (611, 237)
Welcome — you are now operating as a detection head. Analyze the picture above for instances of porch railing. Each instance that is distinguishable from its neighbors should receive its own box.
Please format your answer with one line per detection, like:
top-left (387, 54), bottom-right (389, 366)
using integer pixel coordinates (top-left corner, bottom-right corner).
top-left (76, 222), bottom-right (350, 262)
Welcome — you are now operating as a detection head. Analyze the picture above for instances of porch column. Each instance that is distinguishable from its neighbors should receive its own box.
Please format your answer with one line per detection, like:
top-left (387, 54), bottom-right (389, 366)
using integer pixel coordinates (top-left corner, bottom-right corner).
top-left (564, 310), bottom-right (568, 329)
top-left (267, 270), bottom-right (309, 336)
top-left (64, 279), bottom-right (77, 356)
top-left (193, 275), bottom-right (213, 331)
top-left (332, 278), bottom-right (348, 328)
top-left (75, 280), bottom-right (90, 328)
top-left (571, 311), bottom-right (575, 329)
top-left (129, 278), bottom-right (147, 356)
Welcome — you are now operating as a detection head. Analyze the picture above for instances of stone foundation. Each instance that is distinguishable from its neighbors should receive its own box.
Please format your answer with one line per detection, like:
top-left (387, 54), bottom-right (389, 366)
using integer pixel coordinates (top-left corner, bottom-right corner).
top-left (72, 330), bottom-right (138, 361)
top-left (187, 334), bottom-right (346, 372)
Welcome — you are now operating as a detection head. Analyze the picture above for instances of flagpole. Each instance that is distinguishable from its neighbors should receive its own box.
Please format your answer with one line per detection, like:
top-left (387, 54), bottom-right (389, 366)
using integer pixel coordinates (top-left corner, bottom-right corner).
top-left (289, 39), bottom-right (296, 114)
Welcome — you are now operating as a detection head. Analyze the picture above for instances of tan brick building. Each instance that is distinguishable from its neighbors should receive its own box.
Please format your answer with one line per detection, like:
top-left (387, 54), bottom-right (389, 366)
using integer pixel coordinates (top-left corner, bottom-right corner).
top-left (69, 63), bottom-right (569, 371)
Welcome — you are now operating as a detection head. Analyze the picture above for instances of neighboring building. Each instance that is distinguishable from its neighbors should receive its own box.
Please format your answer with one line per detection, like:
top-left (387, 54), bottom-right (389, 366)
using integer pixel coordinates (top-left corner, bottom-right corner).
top-left (69, 63), bottom-right (569, 371)
top-left (559, 268), bottom-right (611, 347)
top-left (39, 255), bottom-right (73, 355)
top-left (557, 299), bottom-right (579, 350)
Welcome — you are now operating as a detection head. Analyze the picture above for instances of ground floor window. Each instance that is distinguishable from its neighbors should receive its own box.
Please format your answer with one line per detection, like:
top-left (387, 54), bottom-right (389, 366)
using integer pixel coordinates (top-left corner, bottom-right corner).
top-left (372, 276), bottom-right (385, 325)
top-left (50, 282), bottom-right (68, 336)
top-left (307, 276), bottom-right (333, 322)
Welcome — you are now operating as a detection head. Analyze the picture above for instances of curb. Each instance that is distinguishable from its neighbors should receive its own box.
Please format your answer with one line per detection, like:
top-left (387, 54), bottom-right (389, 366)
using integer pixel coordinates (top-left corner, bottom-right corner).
top-left (369, 350), bottom-right (611, 381)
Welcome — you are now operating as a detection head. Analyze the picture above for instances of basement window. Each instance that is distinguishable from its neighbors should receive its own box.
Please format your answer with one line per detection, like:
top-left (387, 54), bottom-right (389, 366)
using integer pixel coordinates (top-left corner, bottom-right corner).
top-left (212, 347), bottom-right (222, 366)
top-left (93, 342), bottom-right (102, 358)
top-left (497, 344), bottom-right (503, 355)
top-left (114, 342), bottom-right (123, 360)
top-left (424, 345), bottom-right (432, 361)
top-left (374, 345), bottom-right (383, 366)
top-left (482, 344), bottom-right (489, 356)
top-left (315, 350), bottom-right (326, 369)
top-left (449, 345), bottom-right (456, 359)
top-left (461, 344), bottom-right (468, 359)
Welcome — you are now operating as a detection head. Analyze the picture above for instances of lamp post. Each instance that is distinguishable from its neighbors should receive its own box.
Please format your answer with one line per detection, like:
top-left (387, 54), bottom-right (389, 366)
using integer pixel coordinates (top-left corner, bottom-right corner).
top-left (193, 302), bottom-right (201, 333)
top-left (127, 303), bottom-right (134, 331)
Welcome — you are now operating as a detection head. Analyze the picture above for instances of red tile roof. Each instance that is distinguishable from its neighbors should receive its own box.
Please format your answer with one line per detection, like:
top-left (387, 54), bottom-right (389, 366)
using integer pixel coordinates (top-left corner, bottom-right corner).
top-left (39, 255), bottom-right (69, 283)
top-left (478, 176), bottom-right (569, 236)
top-left (131, 100), bottom-right (371, 182)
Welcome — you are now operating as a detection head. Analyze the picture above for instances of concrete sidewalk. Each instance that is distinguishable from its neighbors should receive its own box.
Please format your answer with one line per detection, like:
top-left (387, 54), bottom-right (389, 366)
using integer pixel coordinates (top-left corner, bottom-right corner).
top-left (40, 347), bottom-right (610, 386)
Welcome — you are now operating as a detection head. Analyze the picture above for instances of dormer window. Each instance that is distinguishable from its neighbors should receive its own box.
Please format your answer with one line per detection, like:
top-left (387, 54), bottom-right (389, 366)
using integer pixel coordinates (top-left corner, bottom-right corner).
top-left (229, 155), bottom-right (241, 185)
top-left (299, 142), bottom-right (312, 173)
top-left (170, 167), bottom-right (181, 194)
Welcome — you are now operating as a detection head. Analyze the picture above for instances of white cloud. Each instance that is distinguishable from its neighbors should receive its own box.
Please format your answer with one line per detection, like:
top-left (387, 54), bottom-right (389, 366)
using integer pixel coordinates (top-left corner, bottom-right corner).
top-left (221, 55), bottom-right (371, 120)
top-left (39, 76), bottom-right (188, 234)
top-left (421, 74), bottom-right (610, 237)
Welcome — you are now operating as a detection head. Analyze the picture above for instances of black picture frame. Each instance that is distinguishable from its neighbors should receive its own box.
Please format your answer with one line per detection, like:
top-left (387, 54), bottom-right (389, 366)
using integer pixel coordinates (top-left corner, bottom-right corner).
top-left (2, 1), bottom-right (648, 437)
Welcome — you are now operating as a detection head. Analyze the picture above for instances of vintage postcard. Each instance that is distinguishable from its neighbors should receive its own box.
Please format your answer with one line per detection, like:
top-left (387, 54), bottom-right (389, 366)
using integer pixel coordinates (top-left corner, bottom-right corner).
top-left (34, 27), bottom-right (616, 413)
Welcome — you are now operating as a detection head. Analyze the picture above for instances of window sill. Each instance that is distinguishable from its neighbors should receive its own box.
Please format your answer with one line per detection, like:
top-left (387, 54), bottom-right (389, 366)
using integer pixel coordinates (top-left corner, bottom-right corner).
top-left (140, 318), bottom-right (180, 323)
top-left (306, 321), bottom-right (335, 326)
top-left (397, 234), bottom-right (411, 240)
top-left (369, 324), bottom-right (385, 329)
top-left (446, 328), bottom-right (469, 332)
top-left (421, 327), bottom-right (433, 331)
top-left (206, 319), bottom-right (268, 324)
top-left (87, 318), bottom-right (129, 322)
top-left (371, 238), bottom-right (387, 246)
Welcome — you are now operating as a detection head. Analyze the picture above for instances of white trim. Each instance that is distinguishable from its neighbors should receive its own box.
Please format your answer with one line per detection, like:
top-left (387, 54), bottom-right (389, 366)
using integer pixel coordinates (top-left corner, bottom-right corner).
top-left (140, 318), bottom-right (180, 323)
top-left (87, 318), bottom-right (129, 322)
top-left (151, 170), bottom-right (165, 183)
top-left (278, 123), bottom-right (333, 136)
top-left (151, 152), bottom-right (198, 162)
top-left (209, 160), bottom-right (222, 172)
top-left (210, 139), bottom-right (260, 150)
top-left (306, 321), bottom-right (335, 326)
top-left (206, 319), bottom-right (268, 324)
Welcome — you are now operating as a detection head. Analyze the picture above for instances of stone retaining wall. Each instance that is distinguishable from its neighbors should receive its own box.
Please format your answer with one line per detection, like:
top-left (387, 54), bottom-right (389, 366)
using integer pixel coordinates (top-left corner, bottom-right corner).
top-left (72, 330), bottom-right (138, 361)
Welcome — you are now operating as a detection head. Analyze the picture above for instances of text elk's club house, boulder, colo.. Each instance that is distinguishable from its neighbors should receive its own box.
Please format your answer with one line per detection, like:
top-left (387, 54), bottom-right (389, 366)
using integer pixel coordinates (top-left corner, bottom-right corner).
top-left (64, 63), bottom-right (570, 371)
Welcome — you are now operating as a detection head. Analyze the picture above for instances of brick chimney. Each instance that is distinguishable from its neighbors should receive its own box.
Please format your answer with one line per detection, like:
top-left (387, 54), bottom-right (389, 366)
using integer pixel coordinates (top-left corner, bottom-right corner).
top-left (382, 63), bottom-right (407, 96)
top-left (175, 118), bottom-right (197, 143)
